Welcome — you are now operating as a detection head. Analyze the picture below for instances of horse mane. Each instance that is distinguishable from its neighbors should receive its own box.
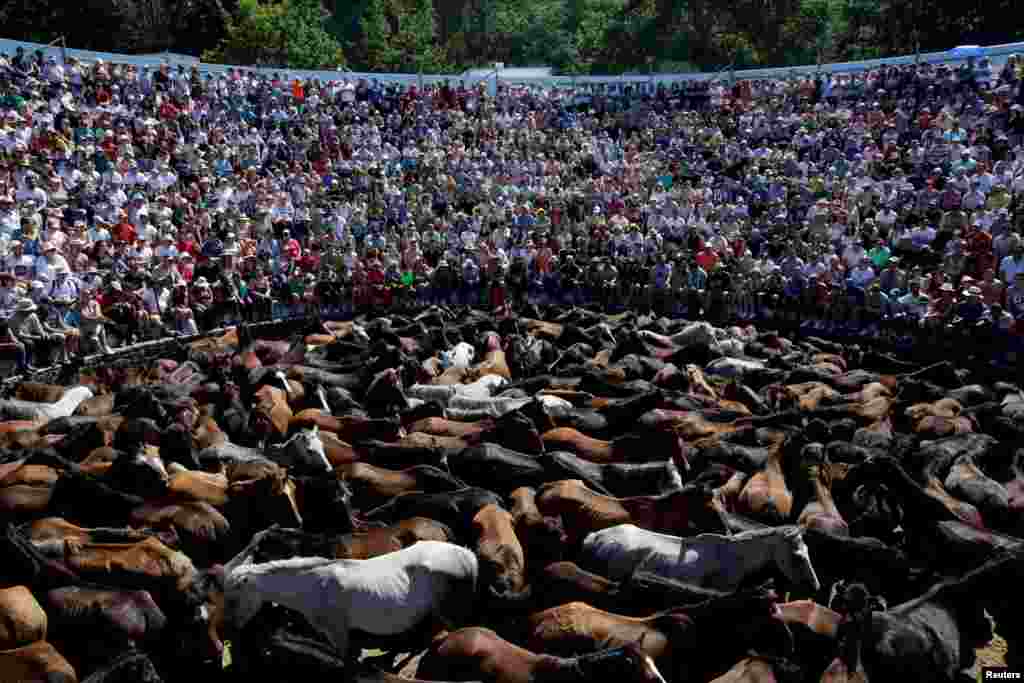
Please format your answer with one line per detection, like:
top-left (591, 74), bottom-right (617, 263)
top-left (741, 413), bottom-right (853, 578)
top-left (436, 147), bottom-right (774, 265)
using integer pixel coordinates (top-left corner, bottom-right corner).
top-left (648, 580), bottom-right (779, 622)
top-left (232, 556), bottom-right (337, 580)
top-left (896, 546), bottom-right (1024, 612)
top-left (78, 650), bottom-right (163, 683)
top-left (697, 524), bottom-right (802, 544)
top-left (568, 640), bottom-right (645, 668)
top-left (743, 653), bottom-right (804, 683)
top-left (0, 523), bottom-right (80, 589)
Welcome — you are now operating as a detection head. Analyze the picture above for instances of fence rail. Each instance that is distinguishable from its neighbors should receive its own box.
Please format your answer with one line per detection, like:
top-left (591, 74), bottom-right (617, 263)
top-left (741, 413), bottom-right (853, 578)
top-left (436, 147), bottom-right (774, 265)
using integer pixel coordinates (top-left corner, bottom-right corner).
top-left (3, 36), bottom-right (1024, 91)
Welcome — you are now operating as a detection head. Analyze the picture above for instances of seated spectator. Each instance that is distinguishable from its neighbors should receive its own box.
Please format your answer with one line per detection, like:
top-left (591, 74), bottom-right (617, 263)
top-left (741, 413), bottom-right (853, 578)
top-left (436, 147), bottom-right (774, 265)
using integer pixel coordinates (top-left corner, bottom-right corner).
top-left (8, 297), bottom-right (66, 367)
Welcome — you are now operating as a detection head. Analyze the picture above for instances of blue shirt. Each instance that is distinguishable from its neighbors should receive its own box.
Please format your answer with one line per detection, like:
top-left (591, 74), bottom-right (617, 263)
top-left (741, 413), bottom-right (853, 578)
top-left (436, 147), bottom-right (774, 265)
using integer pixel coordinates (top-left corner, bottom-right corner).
top-left (688, 268), bottom-right (707, 290)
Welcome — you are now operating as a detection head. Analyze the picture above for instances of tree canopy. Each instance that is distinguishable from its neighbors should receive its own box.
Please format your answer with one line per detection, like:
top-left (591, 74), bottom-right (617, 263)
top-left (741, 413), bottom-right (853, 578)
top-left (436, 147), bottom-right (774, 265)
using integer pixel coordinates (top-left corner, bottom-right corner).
top-left (3, 0), bottom-right (1024, 74)
top-left (202, 0), bottom-right (346, 69)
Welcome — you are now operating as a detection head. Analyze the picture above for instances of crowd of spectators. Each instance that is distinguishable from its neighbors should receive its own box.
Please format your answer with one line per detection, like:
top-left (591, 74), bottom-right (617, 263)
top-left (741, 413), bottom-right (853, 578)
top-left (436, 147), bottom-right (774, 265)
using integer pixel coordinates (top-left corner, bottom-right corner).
top-left (2, 44), bottom-right (1024, 371)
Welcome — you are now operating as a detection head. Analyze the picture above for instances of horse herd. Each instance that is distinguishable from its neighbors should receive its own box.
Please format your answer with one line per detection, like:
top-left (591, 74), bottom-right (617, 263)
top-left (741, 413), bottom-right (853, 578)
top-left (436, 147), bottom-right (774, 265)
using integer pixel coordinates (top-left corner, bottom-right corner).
top-left (0, 305), bottom-right (1023, 683)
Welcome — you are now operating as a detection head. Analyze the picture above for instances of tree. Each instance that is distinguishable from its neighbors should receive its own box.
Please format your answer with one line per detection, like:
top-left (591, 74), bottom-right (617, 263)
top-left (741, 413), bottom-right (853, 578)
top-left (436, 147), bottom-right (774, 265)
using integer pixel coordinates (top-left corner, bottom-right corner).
top-left (358, 0), bottom-right (400, 70)
top-left (0, 0), bottom-right (128, 51)
top-left (350, 0), bottom-right (452, 73)
top-left (203, 0), bottom-right (346, 69)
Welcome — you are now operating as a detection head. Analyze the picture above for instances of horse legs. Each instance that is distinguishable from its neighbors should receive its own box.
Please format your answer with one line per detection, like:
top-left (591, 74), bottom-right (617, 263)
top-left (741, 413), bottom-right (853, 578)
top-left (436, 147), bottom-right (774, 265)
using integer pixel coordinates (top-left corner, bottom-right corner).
top-left (318, 613), bottom-right (351, 663)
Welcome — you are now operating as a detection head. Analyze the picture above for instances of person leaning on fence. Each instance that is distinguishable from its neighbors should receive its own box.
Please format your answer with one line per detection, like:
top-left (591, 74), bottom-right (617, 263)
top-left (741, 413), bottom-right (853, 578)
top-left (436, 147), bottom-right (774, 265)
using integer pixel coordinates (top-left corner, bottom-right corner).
top-left (170, 284), bottom-right (199, 336)
top-left (7, 297), bottom-right (66, 369)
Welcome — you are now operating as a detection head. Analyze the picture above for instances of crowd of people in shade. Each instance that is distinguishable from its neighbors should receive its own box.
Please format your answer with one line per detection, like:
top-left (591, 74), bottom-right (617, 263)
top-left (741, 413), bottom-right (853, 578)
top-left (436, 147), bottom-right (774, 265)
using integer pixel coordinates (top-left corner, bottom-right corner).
top-left (2, 44), bottom-right (1024, 372)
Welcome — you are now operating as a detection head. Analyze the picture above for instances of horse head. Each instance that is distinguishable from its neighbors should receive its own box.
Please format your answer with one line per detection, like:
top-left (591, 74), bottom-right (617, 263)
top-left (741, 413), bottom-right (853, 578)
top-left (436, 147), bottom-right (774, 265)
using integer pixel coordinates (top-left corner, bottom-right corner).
top-left (178, 566), bottom-right (227, 663)
top-left (492, 409), bottom-right (545, 455)
top-left (273, 427), bottom-right (332, 476)
top-left (482, 545), bottom-right (533, 607)
top-left (364, 367), bottom-right (408, 418)
top-left (774, 526), bottom-right (820, 596)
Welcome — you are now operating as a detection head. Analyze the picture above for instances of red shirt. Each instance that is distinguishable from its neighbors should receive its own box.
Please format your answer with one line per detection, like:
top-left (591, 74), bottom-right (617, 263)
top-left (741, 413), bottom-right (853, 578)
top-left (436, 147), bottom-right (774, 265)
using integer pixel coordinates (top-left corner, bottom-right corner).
top-left (177, 239), bottom-right (199, 257)
top-left (695, 248), bottom-right (719, 271)
top-left (730, 238), bottom-right (747, 258)
top-left (115, 221), bottom-right (137, 243)
top-left (299, 252), bottom-right (320, 272)
top-left (282, 238), bottom-right (301, 261)
top-left (159, 102), bottom-right (179, 120)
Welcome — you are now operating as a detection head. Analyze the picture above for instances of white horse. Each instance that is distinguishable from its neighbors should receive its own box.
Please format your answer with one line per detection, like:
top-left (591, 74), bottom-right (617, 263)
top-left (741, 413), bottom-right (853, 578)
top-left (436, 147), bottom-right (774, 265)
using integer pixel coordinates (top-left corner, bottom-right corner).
top-left (582, 523), bottom-right (820, 594)
top-left (667, 321), bottom-right (716, 348)
top-left (444, 394), bottom-right (573, 420)
top-left (704, 356), bottom-right (766, 379)
top-left (442, 342), bottom-right (476, 369)
top-left (0, 385), bottom-right (95, 423)
top-left (221, 536), bottom-right (478, 660)
top-left (407, 374), bottom-right (508, 405)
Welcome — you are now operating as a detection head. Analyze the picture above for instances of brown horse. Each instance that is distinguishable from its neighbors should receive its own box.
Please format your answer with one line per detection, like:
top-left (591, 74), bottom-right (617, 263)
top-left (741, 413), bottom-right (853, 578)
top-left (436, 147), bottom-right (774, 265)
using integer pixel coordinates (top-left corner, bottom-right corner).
top-left (468, 332), bottom-right (512, 380)
top-left (52, 537), bottom-right (196, 595)
top-left (25, 518), bottom-right (180, 552)
top-left (408, 417), bottom-right (494, 438)
top-left (224, 461), bottom-right (304, 530)
top-left (0, 422), bottom-right (46, 450)
top-left (473, 504), bottom-right (530, 602)
top-left (336, 462), bottom-right (463, 506)
top-left (14, 383), bottom-right (66, 403)
top-left (796, 446), bottom-right (849, 536)
top-left (289, 410), bottom-right (404, 444)
top-left (541, 427), bottom-right (689, 467)
top-left (251, 386), bottom-right (292, 441)
top-left (0, 640), bottom-right (77, 683)
top-left (536, 480), bottom-right (727, 545)
top-left (335, 518), bottom-right (455, 559)
top-left (129, 500), bottom-right (232, 550)
top-left (166, 464), bottom-right (230, 507)
top-left (416, 627), bottom-right (667, 683)
top-left (509, 487), bottom-right (566, 573)
top-left (0, 586), bottom-right (47, 650)
top-left (636, 410), bottom-right (750, 442)
top-left (524, 602), bottom-right (696, 673)
top-left (531, 562), bottom-right (624, 613)
top-left (0, 462), bottom-right (59, 516)
top-left (737, 431), bottom-right (793, 524)
top-left (708, 656), bottom-right (802, 683)
top-left (73, 393), bottom-right (116, 417)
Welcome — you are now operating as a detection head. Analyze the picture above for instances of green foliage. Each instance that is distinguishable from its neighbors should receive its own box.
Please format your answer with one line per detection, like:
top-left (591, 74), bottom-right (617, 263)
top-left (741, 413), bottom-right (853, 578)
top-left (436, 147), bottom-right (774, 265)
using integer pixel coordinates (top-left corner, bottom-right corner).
top-left (203, 0), bottom-right (346, 69)
top-left (7, 0), bottom-right (1024, 75)
top-left (347, 0), bottom-right (452, 73)
top-left (0, 0), bottom-right (129, 51)
top-left (359, 0), bottom-right (400, 71)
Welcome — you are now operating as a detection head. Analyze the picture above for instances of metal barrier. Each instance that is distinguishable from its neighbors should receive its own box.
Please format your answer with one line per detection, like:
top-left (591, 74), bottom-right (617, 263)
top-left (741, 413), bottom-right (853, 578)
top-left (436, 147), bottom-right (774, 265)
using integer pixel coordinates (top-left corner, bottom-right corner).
top-left (0, 313), bottom-right (312, 389)
top-left (3, 300), bottom-right (1016, 391)
top-left (2, 36), bottom-right (1024, 90)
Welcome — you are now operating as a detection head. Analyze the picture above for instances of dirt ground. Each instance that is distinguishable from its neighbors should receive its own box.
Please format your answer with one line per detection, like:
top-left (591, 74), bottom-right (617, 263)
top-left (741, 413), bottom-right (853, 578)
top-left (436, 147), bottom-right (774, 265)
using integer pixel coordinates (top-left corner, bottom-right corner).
top-left (974, 631), bottom-right (1008, 671)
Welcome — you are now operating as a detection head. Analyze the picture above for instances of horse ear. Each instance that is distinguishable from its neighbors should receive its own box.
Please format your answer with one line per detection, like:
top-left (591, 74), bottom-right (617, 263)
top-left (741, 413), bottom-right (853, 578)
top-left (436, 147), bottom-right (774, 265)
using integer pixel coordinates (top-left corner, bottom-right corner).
top-left (311, 424), bottom-right (319, 437)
